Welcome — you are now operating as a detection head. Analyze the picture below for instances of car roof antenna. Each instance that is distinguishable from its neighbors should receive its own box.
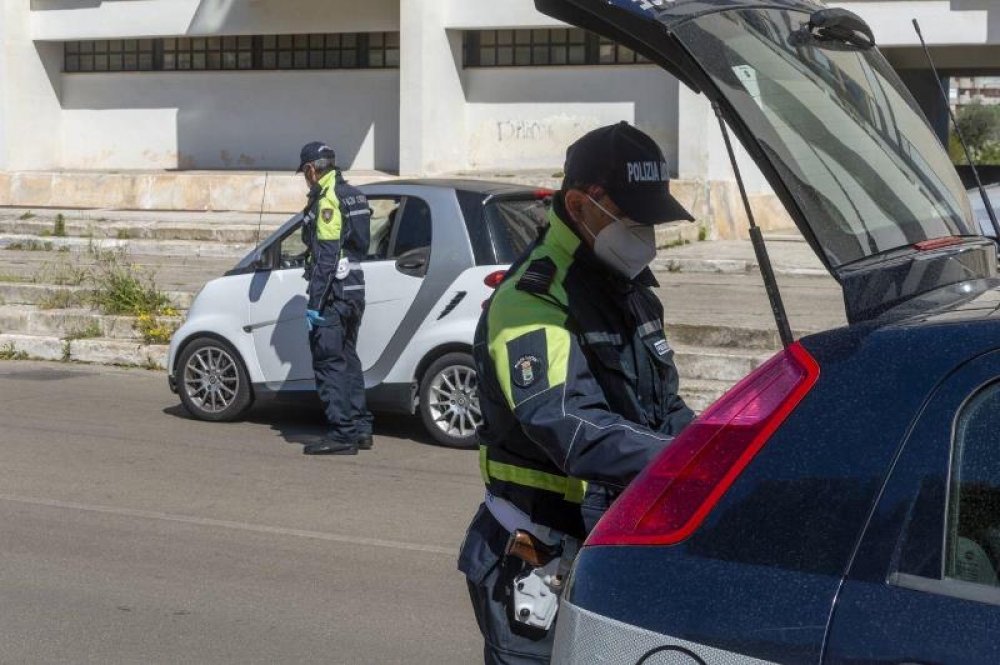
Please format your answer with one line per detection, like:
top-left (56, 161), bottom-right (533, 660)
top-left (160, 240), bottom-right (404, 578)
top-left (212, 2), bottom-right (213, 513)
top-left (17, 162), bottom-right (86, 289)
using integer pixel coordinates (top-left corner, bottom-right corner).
top-left (712, 102), bottom-right (794, 348)
top-left (913, 19), bottom-right (1000, 240)
top-left (255, 171), bottom-right (270, 246)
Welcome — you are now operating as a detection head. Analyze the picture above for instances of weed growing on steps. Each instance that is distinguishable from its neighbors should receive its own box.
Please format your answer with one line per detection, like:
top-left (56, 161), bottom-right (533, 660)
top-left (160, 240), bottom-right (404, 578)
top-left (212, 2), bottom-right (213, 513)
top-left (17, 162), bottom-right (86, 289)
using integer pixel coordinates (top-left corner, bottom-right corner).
top-left (61, 340), bottom-right (71, 362)
top-left (34, 259), bottom-right (89, 287)
top-left (0, 342), bottom-right (29, 361)
top-left (698, 226), bottom-right (708, 242)
top-left (116, 229), bottom-right (131, 240)
top-left (85, 243), bottom-right (180, 344)
top-left (7, 239), bottom-right (53, 252)
top-left (17, 211), bottom-right (34, 221)
top-left (53, 214), bottom-right (66, 237)
top-left (37, 289), bottom-right (87, 310)
top-left (64, 321), bottom-right (103, 341)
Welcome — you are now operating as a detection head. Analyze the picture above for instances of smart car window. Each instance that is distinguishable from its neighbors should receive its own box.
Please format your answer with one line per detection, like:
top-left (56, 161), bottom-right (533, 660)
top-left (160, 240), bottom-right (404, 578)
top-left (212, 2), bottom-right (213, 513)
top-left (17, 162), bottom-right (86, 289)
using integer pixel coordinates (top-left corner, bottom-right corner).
top-left (485, 198), bottom-right (548, 263)
top-left (278, 223), bottom-right (308, 270)
top-left (390, 196), bottom-right (432, 258)
top-left (946, 385), bottom-right (1000, 588)
top-left (368, 197), bottom-right (401, 261)
top-left (674, 9), bottom-right (975, 267)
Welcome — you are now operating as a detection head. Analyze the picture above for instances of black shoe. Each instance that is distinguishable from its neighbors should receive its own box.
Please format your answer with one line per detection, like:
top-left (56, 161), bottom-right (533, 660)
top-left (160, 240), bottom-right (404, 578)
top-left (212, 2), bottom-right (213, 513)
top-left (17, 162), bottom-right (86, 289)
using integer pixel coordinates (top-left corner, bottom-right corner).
top-left (303, 439), bottom-right (358, 455)
top-left (356, 434), bottom-right (374, 451)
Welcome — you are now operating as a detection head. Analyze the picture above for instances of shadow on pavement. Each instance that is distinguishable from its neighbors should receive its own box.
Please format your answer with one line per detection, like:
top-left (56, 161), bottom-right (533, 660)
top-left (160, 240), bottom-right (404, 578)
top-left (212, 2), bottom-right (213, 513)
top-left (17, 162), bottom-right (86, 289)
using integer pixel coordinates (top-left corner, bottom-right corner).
top-left (162, 395), bottom-right (437, 448)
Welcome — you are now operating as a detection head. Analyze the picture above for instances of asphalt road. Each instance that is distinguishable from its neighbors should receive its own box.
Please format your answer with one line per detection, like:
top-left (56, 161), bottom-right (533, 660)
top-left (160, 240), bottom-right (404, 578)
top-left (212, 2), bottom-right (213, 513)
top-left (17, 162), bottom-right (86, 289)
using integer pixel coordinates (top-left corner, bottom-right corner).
top-left (0, 361), bottom-right (485, 664)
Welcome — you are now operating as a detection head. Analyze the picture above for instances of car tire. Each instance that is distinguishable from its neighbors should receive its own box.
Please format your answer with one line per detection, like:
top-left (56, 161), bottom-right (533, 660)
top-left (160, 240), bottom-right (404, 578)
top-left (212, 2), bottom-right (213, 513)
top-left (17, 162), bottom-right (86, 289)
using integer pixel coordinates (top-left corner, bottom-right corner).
top-left (176, 337), bottom-right (253, 422)
top-left (418, 352), bottom-right (481, 449)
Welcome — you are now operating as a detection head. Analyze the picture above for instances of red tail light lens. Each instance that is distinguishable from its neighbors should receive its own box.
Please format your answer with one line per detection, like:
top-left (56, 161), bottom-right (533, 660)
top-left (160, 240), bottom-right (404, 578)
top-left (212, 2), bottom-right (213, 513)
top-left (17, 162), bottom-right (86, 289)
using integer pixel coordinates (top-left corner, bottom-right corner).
top-left (484, 271), bottom-right (506, 289)
top-left (586, 342), bottom-right (820, 547)
top-left (913, 236), bottom-right (964, 251)
top-left (533, 188), bottom-right (555, 199)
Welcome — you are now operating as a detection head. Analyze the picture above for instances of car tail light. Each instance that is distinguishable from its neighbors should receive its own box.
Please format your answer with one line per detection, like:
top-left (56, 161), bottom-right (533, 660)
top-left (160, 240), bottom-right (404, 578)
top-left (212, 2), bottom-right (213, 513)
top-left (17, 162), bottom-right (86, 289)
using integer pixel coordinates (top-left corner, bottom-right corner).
top-left (484, 271), bottom-right (506, 289)
top-left (586, 342), bottom-right (820, 547)
top-left (533, 188), bottom-right (555, 199)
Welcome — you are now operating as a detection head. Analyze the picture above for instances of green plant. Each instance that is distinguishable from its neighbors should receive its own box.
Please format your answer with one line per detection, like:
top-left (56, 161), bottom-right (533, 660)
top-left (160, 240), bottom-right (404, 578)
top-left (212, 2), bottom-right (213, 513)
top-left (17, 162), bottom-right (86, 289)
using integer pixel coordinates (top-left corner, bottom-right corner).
top-left (698, 226), bottom-right (708, 242)
top-left (34, 259), bottom-right (89, 286)
top-left (87, 245), bottom-right (173, 317)
top-left (7, 239), bottom-right (53, 252)
top-left (116, 229), bottom-right (131, 240)
top-left (61, 340), bottom-right (71, 362)
top-left (134, 311), bottom-right (180, 345)
top-left (37, 289), bottom-right (85, 310)
top-left (0, 342), bottom-right (29, 361)
top-left (0, 273), bottom-right (28, 283)
top-left (18, 211), bottom-right (34, 221)
top-left (65, 321), bottom-right (102, 341)
top-left (53, 214), bottom-right (66, 237)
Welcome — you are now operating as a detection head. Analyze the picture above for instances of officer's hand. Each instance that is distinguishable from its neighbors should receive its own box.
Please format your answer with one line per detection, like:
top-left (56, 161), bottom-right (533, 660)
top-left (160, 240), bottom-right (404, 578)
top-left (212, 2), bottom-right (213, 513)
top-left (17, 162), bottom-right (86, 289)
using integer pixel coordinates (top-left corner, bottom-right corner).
top-left (306, 309), bottom-right (325, 331)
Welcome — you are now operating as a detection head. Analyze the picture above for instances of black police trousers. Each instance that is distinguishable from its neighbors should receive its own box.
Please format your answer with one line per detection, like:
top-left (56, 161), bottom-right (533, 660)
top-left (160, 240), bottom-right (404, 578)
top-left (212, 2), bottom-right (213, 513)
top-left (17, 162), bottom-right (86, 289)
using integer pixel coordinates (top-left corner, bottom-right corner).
top-left (459, 504), bottom-right (555, 664)
top-left (308, 298), bottom-right (373, 443)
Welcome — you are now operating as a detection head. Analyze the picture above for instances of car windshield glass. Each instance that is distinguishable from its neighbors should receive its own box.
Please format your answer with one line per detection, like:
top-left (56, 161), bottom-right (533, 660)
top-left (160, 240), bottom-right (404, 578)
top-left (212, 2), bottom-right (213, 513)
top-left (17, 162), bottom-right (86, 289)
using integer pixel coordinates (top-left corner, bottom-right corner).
top-left (674, 9), bottom-right (975, 267)
top-left (486, 198), bottom-right (549, 262)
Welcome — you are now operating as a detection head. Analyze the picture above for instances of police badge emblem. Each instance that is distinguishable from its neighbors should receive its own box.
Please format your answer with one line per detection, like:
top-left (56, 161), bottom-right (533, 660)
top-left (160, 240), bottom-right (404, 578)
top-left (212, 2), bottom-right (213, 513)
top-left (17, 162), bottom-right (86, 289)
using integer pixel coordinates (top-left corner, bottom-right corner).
top-left (512, 355), bottom-right (542, 388)
top-left (322, 208), bottom-right (333, 222)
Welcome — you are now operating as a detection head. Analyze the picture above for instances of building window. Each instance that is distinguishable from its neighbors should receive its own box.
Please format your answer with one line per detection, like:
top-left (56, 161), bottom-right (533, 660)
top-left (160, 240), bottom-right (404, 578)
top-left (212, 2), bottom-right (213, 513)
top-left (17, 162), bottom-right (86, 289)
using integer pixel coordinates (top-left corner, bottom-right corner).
top-left (63, 32), bottom-right (399, 73)
top-left (464, 29), bottom-right (649, 68)
top-left (65, 39), bottom-right (155, 73)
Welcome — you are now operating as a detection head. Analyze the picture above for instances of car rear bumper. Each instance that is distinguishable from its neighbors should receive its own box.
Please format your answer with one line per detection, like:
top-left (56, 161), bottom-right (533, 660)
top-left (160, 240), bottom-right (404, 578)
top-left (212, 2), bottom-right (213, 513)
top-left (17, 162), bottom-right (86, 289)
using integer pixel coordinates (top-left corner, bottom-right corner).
top-left (552, 600), bottom-right (778, 664)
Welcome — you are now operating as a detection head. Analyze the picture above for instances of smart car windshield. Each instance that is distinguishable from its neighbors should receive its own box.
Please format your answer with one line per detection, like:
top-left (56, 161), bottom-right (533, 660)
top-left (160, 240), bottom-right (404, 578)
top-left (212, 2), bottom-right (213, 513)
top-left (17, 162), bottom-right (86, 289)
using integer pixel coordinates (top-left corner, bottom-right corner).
top-left (674, 8), bottom-right (976, 267)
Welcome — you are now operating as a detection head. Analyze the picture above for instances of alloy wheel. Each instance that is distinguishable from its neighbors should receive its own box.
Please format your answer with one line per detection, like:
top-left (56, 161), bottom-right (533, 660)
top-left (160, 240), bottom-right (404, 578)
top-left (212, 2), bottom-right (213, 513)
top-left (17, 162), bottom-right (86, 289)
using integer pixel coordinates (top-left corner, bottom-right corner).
top-left (427, 364), bottom-right (482, 439)
top-left (183, 345), bottom-right (240, 414)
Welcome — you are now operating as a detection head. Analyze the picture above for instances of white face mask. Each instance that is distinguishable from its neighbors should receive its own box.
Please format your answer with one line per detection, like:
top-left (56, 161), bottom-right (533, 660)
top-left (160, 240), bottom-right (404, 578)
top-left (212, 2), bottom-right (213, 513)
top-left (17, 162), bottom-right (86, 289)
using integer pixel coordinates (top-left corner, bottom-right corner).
top-left (584, 196), bottom-right (657, 280)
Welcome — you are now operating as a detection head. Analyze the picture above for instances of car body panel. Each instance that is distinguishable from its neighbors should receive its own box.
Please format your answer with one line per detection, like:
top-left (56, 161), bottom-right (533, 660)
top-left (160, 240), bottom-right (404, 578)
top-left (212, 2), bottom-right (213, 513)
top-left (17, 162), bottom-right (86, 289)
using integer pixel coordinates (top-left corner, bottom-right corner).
top-left (823, 350), bottom-right (1000, 664)
top-left (554, 296), bottom-right (1000, 663)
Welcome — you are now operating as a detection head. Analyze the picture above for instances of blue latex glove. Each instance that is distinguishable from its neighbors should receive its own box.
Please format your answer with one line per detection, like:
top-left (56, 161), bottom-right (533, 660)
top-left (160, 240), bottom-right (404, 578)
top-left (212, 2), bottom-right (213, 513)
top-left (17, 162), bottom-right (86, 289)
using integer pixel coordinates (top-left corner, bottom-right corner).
top-left (306, 309), bottom-right (326, 331)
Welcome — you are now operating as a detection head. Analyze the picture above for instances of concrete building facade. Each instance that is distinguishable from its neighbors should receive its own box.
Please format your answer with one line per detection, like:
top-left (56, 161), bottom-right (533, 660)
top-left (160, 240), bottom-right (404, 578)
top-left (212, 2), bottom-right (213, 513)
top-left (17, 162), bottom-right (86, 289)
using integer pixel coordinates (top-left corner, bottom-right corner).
top-left (3, 0), bottom-right (1000, 233)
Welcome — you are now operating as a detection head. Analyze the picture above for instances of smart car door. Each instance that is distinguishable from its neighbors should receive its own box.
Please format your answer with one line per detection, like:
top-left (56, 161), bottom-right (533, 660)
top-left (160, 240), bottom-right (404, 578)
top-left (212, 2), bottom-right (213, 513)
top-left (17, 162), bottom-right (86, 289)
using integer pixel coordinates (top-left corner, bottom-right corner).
top-left (823, 351), bottom-right (1000, 664)
top-left (246, 221), bottom-right (313, 389)
top-left (356, 196), bottom-right (431, 370)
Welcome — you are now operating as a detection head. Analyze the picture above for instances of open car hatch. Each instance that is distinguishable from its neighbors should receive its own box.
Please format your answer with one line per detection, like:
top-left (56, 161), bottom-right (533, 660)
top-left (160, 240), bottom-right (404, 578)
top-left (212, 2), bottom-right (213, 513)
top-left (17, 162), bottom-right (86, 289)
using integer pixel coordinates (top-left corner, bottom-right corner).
top-left (535, 0), bottom-right (997, 323)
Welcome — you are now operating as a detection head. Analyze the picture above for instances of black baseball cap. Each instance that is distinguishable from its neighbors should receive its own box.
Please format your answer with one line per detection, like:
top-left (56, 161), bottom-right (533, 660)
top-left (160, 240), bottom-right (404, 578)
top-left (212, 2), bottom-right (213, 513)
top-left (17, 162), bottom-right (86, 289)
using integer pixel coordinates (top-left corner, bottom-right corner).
top-left (296, 141), bottom-right (336, 172)
top-left (564, 121), bottom-right (693, 225)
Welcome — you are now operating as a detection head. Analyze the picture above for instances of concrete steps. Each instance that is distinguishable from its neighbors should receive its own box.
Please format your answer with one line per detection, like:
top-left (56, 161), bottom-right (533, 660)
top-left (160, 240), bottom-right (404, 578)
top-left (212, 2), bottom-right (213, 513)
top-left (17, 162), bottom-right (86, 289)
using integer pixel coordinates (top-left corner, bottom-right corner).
top-left (0, 206), bottom-right (799, 397)
top-left (0, 333), bottom-right (167, 368)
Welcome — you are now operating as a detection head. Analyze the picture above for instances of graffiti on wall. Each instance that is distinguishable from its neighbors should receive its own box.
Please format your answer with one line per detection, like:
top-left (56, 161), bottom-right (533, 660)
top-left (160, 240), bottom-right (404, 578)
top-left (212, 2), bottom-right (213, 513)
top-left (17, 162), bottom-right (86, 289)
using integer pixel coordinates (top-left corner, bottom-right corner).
top-left (496, 120), bottom-right (555, 143)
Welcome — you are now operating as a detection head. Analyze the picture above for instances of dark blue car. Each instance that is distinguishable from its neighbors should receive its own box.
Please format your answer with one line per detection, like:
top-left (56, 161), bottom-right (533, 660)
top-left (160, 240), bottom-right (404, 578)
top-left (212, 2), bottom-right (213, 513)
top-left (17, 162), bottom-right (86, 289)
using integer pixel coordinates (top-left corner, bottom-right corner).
top-left (533, 0), bottom-right (1000, 662)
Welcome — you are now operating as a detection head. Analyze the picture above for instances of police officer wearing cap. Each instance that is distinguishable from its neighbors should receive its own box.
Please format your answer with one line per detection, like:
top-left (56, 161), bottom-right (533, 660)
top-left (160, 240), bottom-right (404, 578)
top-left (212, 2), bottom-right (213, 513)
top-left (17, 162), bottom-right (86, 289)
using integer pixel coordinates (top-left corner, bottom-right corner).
top-left (458, 122), bottom-right (695, 663)
top-left (295, 141), bottom-right (374, 455)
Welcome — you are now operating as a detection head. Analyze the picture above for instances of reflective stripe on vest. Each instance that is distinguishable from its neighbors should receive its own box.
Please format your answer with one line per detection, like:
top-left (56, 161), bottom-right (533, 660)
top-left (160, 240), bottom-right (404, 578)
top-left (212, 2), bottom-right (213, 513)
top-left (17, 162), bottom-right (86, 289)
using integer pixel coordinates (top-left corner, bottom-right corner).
top-left (480, 445), bottom-right (587, 504)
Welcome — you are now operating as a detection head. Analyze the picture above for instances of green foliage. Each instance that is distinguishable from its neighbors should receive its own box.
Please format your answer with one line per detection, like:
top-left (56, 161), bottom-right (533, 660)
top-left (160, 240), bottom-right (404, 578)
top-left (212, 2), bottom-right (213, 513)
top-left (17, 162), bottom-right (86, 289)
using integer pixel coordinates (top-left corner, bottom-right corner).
top-left (7, 239), bottom-right (53, 252)
top-left (952, 103), bottom-right (1000, 165)
top-left (17, 211), bottom-right (34, 221)
top-left (65, 321), bottom-right (102, 341)
top-left (698, 226), bottom-right (708, 242)
top-left (37, 289), bottom-right (86, 310)
top-left (0, 342), bottom-right (29, 361)
top-left (86, 245), bottom-right (173, 317)
top-left (53, 214), bottom-right (66, 237)
top-left (116, 229), bottom-right (131, 240)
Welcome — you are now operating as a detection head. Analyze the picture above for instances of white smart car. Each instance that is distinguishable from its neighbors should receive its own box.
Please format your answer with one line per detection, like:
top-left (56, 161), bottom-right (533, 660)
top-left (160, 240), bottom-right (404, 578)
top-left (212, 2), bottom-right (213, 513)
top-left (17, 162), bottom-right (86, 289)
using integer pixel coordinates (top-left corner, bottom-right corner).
top-left (167, 180), bottom-right (551, 447)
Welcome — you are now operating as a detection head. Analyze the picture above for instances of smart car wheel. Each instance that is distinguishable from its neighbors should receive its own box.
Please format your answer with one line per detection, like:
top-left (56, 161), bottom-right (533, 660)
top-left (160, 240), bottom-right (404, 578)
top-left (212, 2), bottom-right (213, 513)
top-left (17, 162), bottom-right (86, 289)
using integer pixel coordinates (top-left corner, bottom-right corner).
top-left (177, 337), bottom-right (253, 422)
top-left (418, 352), bottom-right (481, 449)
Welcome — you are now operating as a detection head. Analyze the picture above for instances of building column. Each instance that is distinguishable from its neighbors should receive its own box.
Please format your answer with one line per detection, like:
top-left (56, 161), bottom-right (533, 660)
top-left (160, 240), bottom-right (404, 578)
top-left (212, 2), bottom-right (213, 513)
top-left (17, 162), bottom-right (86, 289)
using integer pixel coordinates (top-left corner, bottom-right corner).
top-left (0, 1), bottom-right (63, 171)
top-left (398, 0), bottom-right (467, 176)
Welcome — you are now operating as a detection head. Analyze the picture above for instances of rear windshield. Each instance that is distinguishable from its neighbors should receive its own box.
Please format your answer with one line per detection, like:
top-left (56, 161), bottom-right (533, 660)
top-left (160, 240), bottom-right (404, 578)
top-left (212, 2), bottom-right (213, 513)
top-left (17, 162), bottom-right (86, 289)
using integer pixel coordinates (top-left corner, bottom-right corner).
top-left (675, 9), bottom-right (976, 267)
top-left (485, 198), bottom-right (549, 263)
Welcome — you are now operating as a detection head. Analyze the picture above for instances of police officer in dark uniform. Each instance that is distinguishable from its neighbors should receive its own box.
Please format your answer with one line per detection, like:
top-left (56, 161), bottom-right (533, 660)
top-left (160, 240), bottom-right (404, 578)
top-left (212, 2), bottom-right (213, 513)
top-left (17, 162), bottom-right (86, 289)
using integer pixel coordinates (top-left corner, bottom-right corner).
top-left (459, 122), bottom-right (695, 663)
top-left (295, 141), bottom-right (374, 455)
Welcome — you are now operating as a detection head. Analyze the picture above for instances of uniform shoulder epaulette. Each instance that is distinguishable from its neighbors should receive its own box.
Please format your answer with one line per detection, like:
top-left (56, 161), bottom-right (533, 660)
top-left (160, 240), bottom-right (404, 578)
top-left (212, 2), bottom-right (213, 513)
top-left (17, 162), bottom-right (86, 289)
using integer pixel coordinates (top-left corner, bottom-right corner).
top-left (516, 257), bottom-right (557, 295)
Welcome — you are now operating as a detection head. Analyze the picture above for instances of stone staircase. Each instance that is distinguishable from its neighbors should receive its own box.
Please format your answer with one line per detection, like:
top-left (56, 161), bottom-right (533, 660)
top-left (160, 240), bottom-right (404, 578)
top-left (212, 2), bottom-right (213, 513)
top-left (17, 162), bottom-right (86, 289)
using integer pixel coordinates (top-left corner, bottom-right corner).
top-left (0, 207), bottom-right (799, 411)
top-left (0, 208), bottom-right (279, 369)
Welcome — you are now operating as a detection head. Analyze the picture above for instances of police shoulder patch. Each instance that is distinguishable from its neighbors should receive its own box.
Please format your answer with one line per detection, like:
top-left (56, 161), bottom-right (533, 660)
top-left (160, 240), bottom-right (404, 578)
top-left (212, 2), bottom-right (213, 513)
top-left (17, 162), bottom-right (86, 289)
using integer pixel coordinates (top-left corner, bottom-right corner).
top-left (321, 208), bottom-right (334, 222)
top-left (512, 354), bottom-right (543, 388)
